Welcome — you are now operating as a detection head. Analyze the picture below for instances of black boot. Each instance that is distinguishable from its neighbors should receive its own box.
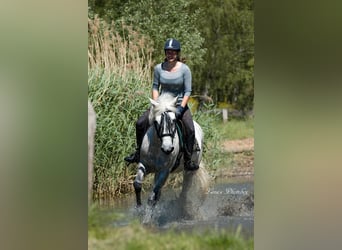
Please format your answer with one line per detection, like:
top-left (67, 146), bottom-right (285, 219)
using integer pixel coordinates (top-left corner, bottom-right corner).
top-left (184, 160), bottom-right (199, 171)
top-left (124, 149), bottom-right (140, 163)
top-left (183, 151), bottom-right (199, 171)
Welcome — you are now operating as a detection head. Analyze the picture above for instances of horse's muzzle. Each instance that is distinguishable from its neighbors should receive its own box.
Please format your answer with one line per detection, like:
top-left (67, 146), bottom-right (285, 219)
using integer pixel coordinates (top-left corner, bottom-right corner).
top-left (161, 147), bottom-right (174, 154)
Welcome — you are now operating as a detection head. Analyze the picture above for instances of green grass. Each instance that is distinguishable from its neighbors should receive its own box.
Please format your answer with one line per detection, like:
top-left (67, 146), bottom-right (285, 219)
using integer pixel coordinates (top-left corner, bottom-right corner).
top-left (89, 227), bottom-right (253, 250)
top-left (215, 118), bottom-right (254, 141)
top-left (194, 112), bottom-right (254, 172)
top-left (88, 69), bottom-right (151, 199)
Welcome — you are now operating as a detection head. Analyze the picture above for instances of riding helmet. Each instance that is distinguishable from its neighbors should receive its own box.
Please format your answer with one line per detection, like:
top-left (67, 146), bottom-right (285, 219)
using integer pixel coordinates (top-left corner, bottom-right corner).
top-left (164, 38), bottom-right (181, 51)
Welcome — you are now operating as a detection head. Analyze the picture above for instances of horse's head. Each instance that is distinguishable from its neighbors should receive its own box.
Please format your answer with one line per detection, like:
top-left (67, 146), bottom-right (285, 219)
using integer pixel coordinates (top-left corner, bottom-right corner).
top-left (149, 94), bottom-right (178, 154)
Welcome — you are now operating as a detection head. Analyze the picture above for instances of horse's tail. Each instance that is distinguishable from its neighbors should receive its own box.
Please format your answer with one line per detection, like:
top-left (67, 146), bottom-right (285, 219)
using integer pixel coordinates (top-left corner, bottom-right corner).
top-left (179, 162), bottom-right (210, 219)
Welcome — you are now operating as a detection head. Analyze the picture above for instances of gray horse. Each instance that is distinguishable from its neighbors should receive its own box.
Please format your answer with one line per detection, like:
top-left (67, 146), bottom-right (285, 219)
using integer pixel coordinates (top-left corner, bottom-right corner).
top-left (133, 93), bottom-right (209, 217)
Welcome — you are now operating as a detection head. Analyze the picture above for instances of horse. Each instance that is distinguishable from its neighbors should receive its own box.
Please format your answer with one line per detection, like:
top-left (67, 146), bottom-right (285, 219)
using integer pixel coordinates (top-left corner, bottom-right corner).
top-left (133, 93), bottom-right (210, 219)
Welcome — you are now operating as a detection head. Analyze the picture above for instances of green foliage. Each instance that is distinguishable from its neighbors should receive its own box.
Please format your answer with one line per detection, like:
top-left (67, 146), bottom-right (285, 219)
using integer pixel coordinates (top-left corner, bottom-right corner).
top-left (191, 0), bottom-right (254, 112)
top-left (216, 118), bottom-right (254, 140)
top-left (88, 16), bottom-right (154, 197)
top-left (120, 0), bottom-right (206, 68)
top-left (89, 69), bottom-right (150, 197)
top-left (88, 0), bottom-right (124, 21)
top-left (88, 204), bottom-right (123, 239)
top-left (192, 104), bottom-right (225, 171)
top-left (88, 0), bottom-right (254, 113)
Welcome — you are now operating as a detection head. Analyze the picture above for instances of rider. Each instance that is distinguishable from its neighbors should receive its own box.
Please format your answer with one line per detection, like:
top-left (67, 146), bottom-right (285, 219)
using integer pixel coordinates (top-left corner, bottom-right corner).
top-left (124, 38), bottom-right (199, 171)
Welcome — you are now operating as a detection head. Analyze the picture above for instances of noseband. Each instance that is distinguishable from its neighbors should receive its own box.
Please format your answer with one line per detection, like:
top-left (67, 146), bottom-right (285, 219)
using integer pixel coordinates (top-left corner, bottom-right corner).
top-left (154, 111), bottom-right (176, 141)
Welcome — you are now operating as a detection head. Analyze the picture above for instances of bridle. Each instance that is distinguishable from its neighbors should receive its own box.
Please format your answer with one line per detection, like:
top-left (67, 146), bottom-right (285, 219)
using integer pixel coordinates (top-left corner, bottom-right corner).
top-left (153, 111), bottom-right (177, 142)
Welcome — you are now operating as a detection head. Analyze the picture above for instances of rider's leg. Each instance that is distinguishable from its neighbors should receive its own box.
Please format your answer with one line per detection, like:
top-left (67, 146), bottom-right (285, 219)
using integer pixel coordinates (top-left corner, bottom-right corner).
top-left (124, 109), bottom-right (150, 163)
top-left (181, 106), bottom-right (199, 171)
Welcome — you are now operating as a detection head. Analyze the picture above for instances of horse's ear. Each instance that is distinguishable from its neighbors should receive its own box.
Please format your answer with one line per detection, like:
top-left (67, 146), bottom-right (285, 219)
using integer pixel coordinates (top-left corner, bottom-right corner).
top-left (149, 98), bottom-right (159, 107)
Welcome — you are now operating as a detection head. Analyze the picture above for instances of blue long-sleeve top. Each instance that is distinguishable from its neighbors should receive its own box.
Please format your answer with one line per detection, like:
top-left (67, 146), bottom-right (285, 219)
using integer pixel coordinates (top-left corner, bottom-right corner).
top-left (152, 62), bottom-right (192, 106)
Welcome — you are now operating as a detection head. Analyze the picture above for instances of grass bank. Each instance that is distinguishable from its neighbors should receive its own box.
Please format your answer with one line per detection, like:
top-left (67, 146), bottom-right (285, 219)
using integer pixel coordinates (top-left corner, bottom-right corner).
top-left (88, 206), bottom-right (253, 250)
top-left (215, 118), bottom-right (254, 140)
top-left (89, 226), bottom-right (253, 250)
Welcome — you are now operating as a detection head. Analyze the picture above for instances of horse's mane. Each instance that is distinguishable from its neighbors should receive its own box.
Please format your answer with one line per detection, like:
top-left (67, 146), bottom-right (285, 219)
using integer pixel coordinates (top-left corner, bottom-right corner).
top-left (149, 93), bottom-right (178, 124)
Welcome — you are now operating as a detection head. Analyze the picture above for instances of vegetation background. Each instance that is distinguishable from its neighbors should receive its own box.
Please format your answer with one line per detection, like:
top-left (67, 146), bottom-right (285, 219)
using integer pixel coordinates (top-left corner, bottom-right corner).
top-left (88, 2), bottom-right (254, 248)
top-left (88, 0), bottom-right (254, 200)
top-left (89, 0), bottom-right (254, 112)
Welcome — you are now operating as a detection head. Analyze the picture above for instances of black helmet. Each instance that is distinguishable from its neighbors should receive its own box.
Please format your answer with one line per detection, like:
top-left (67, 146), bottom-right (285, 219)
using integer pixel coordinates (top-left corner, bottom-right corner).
top-left (164, 38), bottom-right (181, 51)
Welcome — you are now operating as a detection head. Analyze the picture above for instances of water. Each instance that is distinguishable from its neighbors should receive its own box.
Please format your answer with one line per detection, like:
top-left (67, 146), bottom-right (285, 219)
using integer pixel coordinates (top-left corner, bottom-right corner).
top-left (98, 177), bottom-right (254, 238)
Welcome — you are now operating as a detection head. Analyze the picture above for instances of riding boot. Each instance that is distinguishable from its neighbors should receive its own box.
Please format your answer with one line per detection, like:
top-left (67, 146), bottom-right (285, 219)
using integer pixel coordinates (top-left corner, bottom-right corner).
top-left (124, 148), bottom-right (140, 163)
top-left (183, 147), bottom-right (199, 171)
top-left (124, 125), bottom-right (145, 163)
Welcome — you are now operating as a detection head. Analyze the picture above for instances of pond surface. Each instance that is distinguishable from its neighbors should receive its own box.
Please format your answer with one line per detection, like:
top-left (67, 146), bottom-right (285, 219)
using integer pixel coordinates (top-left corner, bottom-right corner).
top-left (98, 176), bottom-right (254, 238)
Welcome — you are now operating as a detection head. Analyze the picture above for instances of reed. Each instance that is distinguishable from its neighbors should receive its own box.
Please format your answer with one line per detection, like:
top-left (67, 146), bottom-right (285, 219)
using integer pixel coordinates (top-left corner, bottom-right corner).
top-left (88, 15), bottom-right (153, 80)
top-left (88, 16), bottom-right (153, 199)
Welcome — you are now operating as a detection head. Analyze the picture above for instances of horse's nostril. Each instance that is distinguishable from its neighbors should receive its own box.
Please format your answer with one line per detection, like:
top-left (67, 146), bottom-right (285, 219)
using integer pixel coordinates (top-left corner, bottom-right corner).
top-left (161, 147), bottom-right (174, 154)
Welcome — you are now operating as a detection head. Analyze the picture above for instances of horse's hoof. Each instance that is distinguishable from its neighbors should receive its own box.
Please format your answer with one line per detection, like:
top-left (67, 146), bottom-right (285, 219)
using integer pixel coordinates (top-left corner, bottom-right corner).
top-left (147, 198), bottom-right (156, 207)
top-left (135, 204), bottom-right (143, 214)
top-left (184, 161), bottom-right (199, 171)
top-left (147, 194), bottom-right (157, 206)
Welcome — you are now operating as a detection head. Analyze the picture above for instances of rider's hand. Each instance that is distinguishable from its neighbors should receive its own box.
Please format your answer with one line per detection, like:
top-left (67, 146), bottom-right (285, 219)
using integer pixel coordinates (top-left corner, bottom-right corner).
top-left (175, 106), bottom-right (185, 119)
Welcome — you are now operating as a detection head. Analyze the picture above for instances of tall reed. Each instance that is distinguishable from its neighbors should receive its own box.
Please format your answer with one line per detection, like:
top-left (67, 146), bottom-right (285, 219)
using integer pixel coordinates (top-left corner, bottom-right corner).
top-left (88, 16), bottom-right (154, 199)
top-left (88, 16), bottom-right (153, 80)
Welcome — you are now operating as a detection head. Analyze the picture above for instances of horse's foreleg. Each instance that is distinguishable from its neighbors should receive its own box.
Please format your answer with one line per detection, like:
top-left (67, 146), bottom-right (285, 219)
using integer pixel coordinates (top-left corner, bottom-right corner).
top-left (148, 169), bottom-right (169, 206)
top-left (133, 163), bottom-right (146, 207)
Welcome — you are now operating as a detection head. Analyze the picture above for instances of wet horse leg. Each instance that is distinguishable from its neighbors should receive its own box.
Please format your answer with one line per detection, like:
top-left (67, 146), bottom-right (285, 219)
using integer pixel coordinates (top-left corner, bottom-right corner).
top-left (133, 163), bottom-right (146, 207)
top-left (148, 169), bottom-right (169, 206)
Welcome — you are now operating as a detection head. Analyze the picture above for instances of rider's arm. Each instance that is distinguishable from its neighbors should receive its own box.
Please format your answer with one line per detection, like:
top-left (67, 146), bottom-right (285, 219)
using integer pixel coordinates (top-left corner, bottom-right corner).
top-left (181, 65), bottom-right (192, 107)
top-left (181, 95), bottom-right (190, 108)
top-left (152, 89), bottom-right (159, 100)
top-left (152, 64), bottom-right (160, 100)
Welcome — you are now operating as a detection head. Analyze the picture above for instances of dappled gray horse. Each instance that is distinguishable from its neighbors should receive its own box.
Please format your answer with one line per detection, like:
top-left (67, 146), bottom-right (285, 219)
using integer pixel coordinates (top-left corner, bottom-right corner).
top-left (133, 93), bottom-right (209, 214)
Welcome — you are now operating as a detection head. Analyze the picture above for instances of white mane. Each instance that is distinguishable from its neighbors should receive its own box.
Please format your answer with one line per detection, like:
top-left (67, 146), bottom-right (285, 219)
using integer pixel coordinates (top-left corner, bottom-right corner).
top-left (149, 93), bottom-right (178, 124)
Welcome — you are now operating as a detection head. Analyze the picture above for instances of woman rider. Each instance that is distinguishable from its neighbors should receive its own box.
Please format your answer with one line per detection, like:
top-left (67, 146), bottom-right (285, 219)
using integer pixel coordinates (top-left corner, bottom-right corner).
top-left (124, 38), bottom-right (198, 171)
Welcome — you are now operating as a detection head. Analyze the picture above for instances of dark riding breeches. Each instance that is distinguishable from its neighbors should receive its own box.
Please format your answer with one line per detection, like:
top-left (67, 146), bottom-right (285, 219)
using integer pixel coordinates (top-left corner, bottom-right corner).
top-left (180, 106), bottom-right (195, 155)
top-left (136, 109), bottom-right (150, 148)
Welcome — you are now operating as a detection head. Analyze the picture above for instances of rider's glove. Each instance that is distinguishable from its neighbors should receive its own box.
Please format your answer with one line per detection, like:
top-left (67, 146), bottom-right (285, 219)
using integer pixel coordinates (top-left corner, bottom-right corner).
top-left (175, 106), bottom-right (185, 119)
